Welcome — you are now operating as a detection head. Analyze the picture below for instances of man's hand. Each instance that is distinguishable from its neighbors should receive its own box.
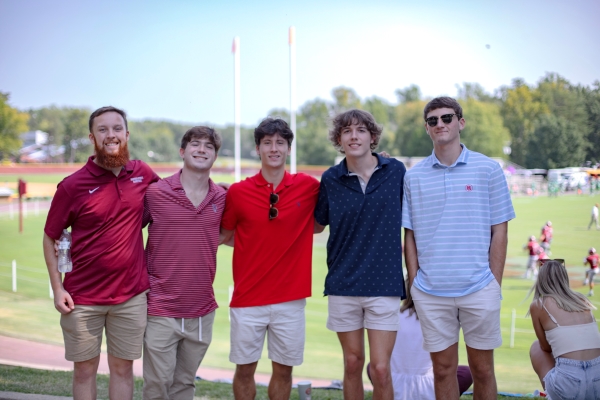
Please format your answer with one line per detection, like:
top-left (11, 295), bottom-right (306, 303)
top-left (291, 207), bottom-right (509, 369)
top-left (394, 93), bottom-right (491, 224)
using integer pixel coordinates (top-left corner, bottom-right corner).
top-left (53, 239), bottom-right (59, 257)
top-left (378, 151), bottom-right (391, 158)
top-left (217, 182), bottom-right (231, 190)
top-left (54, 287), bottom-right (74, 314)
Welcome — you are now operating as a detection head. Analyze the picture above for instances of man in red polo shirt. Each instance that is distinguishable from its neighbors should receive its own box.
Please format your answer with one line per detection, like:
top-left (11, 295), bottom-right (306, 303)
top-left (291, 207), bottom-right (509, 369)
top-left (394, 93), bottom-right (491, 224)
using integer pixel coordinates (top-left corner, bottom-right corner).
top-left (220, 118), bottom-right (319, 400)
top-left (142, 126), bottom-right (227, 399)
top-left (43, 106), bottom-right (159, 400)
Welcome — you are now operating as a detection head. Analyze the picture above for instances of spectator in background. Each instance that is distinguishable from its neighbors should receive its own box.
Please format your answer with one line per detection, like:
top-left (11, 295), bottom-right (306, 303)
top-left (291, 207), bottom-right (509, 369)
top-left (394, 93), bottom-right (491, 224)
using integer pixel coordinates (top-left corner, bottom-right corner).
top-left (588, 204), bottom-right (599, 230)
top-left (524, 236), bottom-right (540, 280)
top-left (528, 259), bottom-right (600, 400)
top-left (540, 221), bottom-right (553, 255)
top-left (583, 248), bottom-right (600, 297)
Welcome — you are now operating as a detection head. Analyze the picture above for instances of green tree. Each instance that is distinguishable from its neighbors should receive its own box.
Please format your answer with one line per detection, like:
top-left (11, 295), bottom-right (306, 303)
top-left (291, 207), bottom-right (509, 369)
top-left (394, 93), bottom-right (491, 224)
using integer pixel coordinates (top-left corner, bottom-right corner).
top-left (395, 84), bottom-right (421, 104)
top-left (457, 82), bottom-right (498, 103)
top-left (363, 96), bottom-right (397, 154)
top-left (460, 98), bottom-right (510, 158)
top-left (331, 87), bottom-right (362, 114)
top-left (500, 79), bottom-right (549, 166)
top-left (0, 92), bottom-right (28, 161)
top-left (129, 120), bottom-right (188, 162)
top-left (295, 99), bottom-right (338, 165)
top-left (582, 81), bottom-right (600, 163)
top-left (526, 114), bottom-right (587, 169)
top-left (393, 101), bottom-right (429, 156)
top-left (62, 108), bottom-right (91, 163)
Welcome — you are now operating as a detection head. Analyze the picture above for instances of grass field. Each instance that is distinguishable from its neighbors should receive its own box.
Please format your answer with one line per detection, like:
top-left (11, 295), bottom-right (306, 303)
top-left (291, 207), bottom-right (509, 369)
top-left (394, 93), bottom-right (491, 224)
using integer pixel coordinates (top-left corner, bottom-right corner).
top-left (0, 171), bottom-right (598, 395)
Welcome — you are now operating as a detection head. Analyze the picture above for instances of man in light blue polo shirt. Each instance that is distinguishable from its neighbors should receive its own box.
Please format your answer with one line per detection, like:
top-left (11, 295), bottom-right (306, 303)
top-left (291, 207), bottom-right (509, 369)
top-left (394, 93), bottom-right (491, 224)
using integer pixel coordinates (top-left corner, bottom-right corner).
top-left (402, 97), bottom-right (515, 400)
top-left (315, 109), bottom-right (406, 400)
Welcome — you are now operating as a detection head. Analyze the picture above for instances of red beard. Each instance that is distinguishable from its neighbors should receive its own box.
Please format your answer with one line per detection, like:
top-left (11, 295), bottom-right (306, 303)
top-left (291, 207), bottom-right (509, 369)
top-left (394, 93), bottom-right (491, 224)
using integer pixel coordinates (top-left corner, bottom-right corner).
top-left (93, 136), bottom-right (130, 169)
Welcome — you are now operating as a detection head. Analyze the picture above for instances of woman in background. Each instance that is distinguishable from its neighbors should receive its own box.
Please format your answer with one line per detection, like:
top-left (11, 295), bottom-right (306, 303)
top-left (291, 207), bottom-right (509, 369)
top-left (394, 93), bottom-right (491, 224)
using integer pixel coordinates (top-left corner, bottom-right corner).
top-left (529, 259), bottom-right (600, 399)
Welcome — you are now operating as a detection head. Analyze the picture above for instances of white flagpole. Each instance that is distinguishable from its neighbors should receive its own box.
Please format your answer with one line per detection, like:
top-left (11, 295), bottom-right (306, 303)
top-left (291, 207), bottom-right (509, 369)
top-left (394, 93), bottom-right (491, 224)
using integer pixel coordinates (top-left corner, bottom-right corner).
top-left (233, 36), bottom-right (241, 182)
top-left (289, 27), bottom-right (297, 174)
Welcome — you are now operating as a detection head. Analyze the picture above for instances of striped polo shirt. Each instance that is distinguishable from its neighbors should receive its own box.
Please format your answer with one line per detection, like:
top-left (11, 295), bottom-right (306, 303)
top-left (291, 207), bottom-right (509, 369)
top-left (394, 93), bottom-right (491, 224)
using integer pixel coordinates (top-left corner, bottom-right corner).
top-left (143, 171), bottom-right (227, 318)
top-left (402, 145), bottom-right (515, 297)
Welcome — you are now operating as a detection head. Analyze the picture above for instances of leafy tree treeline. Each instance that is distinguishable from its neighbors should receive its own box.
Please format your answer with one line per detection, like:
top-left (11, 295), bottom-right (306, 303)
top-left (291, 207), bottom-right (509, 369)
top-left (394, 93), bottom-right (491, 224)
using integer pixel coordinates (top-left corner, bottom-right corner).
top-left (0, 72), bottom-right (598, 168)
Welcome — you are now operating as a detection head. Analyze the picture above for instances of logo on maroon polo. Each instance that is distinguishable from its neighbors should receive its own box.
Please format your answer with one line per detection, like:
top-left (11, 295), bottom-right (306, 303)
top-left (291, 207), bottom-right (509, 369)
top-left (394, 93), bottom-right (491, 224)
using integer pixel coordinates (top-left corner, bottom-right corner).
top-left (465, 185), bottom-right (473, 191)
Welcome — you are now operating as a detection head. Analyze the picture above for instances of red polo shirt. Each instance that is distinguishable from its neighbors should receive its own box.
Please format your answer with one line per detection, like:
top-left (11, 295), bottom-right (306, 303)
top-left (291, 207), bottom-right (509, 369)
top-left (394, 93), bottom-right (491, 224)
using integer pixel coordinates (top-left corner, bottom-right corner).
top-left (143, 171), bottom-right (226, 318)
top-left (44, 157), bottom-right (159, 305)
top-left (221, 171), bottom-right (319, 307)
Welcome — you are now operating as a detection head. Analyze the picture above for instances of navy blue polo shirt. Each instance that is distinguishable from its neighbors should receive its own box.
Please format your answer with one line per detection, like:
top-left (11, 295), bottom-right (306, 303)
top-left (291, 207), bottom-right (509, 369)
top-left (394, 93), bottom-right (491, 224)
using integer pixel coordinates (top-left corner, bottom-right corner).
top-left (315, 153), bottom-right (406, 297)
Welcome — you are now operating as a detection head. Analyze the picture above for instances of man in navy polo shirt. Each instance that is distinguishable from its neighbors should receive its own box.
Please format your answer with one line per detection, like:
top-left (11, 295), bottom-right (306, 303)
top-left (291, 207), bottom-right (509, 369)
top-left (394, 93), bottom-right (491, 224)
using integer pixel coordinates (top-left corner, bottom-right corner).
top-left (43, 106), bottom-right (159, 400)
top-left (314, 109), bottom-right (406, 400)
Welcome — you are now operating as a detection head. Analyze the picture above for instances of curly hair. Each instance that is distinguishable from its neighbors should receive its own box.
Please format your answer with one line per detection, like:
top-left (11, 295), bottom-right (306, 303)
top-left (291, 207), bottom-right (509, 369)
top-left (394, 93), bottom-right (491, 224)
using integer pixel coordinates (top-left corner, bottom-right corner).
top-left (328, 109), bottom-right (382, 154)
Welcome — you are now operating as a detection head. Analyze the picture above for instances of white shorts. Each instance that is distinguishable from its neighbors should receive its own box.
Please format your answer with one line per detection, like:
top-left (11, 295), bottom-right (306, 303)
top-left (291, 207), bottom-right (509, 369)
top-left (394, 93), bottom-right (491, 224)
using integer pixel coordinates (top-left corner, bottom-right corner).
top-left (411, 280), bottom-right (502, 353)
top-left (326, 295), bottom-right (401, 332)
top-left (229, 299), bottom-right (305, 366)
top-left (527, 255), bottom-right (539, 269)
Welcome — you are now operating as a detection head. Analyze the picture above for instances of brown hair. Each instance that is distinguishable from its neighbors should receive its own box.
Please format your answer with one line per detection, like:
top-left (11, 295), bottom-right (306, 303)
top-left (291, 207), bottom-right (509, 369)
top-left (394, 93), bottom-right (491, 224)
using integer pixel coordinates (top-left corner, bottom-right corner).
top-left (254, 118), bottom-right (294, 147)
top-left (181, 126), bottom-right (222, 153)
top-left (328, 109), bottom-right (382, 154)
top-left (89, 106), bottom-right (128, 132)
top-left (423, 97), bottom-right (463, 121)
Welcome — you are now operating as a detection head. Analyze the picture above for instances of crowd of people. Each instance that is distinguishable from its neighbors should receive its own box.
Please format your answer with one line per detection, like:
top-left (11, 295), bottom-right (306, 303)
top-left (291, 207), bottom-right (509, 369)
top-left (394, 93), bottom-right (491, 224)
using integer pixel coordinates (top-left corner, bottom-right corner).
top-left (42, 97), bottom-right (600, 400)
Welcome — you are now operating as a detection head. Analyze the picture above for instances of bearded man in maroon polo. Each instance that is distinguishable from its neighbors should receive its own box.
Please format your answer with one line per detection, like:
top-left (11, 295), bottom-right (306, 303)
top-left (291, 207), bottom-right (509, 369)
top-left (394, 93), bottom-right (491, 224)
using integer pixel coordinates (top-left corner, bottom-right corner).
top-left (43, 106), bottom-right (159, 400)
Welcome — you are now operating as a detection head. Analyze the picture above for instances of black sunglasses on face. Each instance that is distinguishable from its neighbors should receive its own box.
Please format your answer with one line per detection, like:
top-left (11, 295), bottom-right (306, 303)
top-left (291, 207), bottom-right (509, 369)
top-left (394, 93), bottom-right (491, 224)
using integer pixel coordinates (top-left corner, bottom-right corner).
top-left (426, 113), bottom-right (458, 127)
top-left (269, 192), bottom-right (279, 220)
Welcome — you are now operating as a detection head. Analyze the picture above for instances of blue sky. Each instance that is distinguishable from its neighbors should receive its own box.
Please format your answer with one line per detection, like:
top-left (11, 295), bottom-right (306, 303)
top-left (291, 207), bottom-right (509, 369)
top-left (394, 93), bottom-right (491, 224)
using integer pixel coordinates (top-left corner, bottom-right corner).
top-left (1, 0), bottom-right (598, 126)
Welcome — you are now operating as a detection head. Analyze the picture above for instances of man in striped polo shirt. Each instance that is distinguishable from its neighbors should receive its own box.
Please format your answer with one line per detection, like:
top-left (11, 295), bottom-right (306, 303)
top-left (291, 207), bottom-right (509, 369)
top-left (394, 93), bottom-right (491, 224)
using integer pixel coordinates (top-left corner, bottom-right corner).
top-left (142, 127), bottom-right (227, 399)
top-left (402, 97), bottom-right (515, 400)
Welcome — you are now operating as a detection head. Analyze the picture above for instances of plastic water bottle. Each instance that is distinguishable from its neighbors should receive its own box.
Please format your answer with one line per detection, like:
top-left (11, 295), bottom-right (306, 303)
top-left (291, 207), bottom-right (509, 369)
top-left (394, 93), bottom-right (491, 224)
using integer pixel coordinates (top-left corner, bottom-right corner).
top-left (57, 229), bottom-right (73, 273)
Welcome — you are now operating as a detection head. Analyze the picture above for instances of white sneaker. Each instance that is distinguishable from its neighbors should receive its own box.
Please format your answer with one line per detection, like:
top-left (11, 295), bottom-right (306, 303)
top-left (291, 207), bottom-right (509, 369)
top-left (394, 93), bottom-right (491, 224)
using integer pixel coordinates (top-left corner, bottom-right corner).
top-left (589, 291), bottom-right (594, 297)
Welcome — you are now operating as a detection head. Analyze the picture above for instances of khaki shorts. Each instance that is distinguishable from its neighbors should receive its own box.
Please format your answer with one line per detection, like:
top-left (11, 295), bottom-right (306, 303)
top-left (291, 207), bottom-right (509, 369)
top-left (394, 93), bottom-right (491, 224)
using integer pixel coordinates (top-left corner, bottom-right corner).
top-left (229, 299), bottom-right (305, 366)
top-left (60, 290), bottom-right (148, 362)
top-left (327, 295), bottom-right (401, 332)
top-left (143, 312), bottom-right (215, 400)
top-left (411, 280), bottom-right (502, 353)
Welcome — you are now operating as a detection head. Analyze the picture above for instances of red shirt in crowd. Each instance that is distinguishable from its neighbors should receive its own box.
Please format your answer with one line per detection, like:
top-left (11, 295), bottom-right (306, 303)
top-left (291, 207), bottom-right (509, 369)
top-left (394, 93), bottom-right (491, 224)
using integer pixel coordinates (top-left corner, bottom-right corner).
top-left (143, 171), bottom-right (226, 318)
top-left (527, 240), bottom-right (539, 256)
top-left (44, 157), bottom-right (159, 305)
top-left (541, 226), bottom-right (553, 243)
top-left (586, 254), bottom-right (600, 270)
top-left (221, 171), bottom-right (319, 307)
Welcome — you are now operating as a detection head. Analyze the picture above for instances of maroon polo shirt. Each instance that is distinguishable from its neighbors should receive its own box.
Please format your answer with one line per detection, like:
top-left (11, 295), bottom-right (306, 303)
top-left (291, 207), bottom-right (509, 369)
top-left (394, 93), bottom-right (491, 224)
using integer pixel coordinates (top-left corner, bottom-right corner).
top-left (143, 171), bottom-right (227, 318)
top-left (44, 157), bottom-right (159, 305)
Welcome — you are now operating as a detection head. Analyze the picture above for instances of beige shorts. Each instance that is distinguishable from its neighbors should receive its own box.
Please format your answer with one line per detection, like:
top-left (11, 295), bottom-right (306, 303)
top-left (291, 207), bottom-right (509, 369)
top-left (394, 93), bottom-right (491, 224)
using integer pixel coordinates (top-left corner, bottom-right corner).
top-left (327, 295), bottom-right (401, 332)
top-left (60, 290), bottom-right (148, 362)
top-left (143, 312), bottom-right (215, 400)
top-left (229, 299), bottom-right (305, 366)
top-left (411, 280), bottom-right (502, 353)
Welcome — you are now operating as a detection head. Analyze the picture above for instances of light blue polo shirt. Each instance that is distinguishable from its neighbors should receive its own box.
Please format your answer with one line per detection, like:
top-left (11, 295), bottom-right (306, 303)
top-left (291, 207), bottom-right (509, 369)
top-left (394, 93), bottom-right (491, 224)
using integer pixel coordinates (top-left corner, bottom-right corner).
top-left (401, 144), bottom-right (515, 297)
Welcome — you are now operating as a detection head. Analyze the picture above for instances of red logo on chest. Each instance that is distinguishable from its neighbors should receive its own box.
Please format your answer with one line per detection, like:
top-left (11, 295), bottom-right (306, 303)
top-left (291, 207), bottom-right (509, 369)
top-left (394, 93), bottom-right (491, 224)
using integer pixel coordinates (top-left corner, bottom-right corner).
top-left (465, 185), bottom-right (473, 191)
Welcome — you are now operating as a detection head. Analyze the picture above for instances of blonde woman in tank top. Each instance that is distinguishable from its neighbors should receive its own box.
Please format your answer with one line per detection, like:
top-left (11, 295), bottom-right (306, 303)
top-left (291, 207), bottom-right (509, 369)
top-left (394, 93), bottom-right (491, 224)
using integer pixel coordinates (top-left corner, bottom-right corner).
top-left (528, 259), bottom-right (600, 399)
